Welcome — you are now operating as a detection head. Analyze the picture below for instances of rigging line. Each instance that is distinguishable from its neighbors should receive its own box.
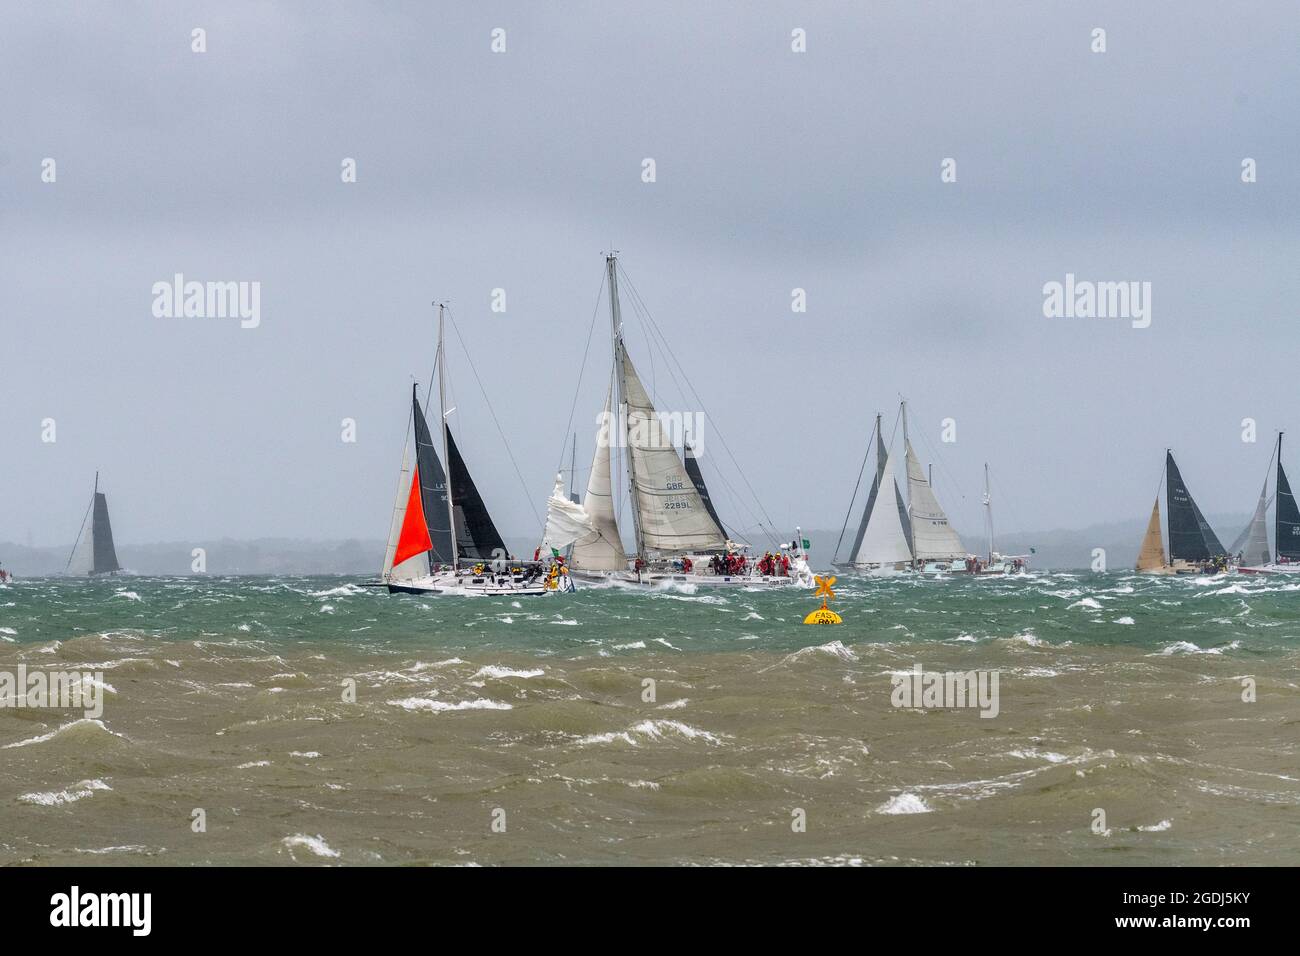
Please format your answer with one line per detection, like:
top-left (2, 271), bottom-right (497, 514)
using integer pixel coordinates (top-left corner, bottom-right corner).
top-left (617, 264), bottom-right (782, 545)
top-left (554, 268), bottom-right (608, 475)
top-left (832, 416), bottom-right (877, 564)
top-left (64, 492), bottom-right (95, 573)
top-left (444, 307), bottom-right (544, 532)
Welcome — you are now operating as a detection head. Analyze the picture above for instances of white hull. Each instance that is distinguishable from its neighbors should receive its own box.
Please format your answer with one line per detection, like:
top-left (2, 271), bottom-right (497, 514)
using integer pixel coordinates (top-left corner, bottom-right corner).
top-left (386, 567), bottom-right (566, 597)
top-left (1237, 563), bottom-right (1300, 575)
top-left (571, 554), bottom-right (814, 589)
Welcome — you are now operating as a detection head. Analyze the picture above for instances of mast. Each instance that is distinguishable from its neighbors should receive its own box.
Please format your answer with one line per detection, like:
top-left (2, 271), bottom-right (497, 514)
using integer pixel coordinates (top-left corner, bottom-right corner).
top-left (608, 253), bottom-right (644, 557)
top-left (437, 302), bottom-right (458, 569)
top-left (983, 463), bottom-right (993, 562)
top-left (901, 401), bottom-right (910, 509)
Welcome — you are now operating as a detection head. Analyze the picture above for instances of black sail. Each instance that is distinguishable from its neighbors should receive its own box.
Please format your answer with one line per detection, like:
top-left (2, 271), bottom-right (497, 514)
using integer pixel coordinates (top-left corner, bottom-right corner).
top-left (1277, 459), bottom-right (1300, 560)
top-left (91, 492), bottom-right (121, 574)
top-left (1166, 452), bottom-right (1224, 562)
top-left (683, 441), bottom-right (726, 539)
top-left (444, 425), bottom-right (508, 561)
top-left (411, 388), bottom-right (454, 564)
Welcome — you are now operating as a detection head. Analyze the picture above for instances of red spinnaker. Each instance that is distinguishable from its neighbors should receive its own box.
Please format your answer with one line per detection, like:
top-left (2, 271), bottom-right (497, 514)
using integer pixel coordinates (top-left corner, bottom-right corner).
top-left (393, 465), bottom-right (433, 567)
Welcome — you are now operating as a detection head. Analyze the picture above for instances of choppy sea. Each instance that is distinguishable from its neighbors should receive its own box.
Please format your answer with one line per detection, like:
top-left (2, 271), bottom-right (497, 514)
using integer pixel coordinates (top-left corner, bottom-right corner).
top-left (0, 571), bottom-right (1296, 865)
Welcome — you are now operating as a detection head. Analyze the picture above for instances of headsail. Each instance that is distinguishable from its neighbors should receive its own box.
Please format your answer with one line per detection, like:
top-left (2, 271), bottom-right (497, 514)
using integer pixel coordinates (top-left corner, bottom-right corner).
top-left (684, 441), bottom-right (726, 537)
top-left (541, 473), bottom-right (594, 553)
top-left (620, 350), bottom-right (726, 553)
top-left (1135, 497), bottom-right (1167, 571)
top-left (445, 426), bottom-right (509, 561)
top-left (1165, 451), bottom-right (1223, 562)
top-left (1229, 481), bottom-right (1271, 566)
top-left (570, 389), bottom-right (628, 571)
top-left (904, 439), bottom-right (966, 561)
top-left (848, 418), bottom-right (887, 564)
top-left (382, 446), bottom-right (429, 581)
top-left (852, 450), bottom-right (913, 566)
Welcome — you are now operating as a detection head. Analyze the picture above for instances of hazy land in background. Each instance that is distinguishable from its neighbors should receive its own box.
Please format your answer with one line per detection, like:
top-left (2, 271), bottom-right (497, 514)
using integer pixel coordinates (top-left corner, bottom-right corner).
top-left (0, 510), bottom-right (1255, 575)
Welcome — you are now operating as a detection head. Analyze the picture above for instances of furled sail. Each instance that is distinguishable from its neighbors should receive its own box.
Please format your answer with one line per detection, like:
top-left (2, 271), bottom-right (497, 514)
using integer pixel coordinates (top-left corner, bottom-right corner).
top-left (1228, 482), bottom-right (1271, 566)
top-left (1135, 497), bottom-right (1167, 571)
top-left (571, 390), bottom-right (628, 571)
top-left (620, 350), bottom-right (726, 553)
top-left (1276, 459), bottom-right (1300, 561)
top-left (445, 426), bottom-right (508, 561)
top-left (541, 473), bottom-right (594, 552)
top-left (904, 440), bottom-right (966, 560)
top-left (851, 450), bottom-right (913, 566)
top-left (684, 441), bottom-right (726, 537)
top-left (412, 388), bottom-right (454, 564)
top-left (1165, 452), bottom-right (1224, 562)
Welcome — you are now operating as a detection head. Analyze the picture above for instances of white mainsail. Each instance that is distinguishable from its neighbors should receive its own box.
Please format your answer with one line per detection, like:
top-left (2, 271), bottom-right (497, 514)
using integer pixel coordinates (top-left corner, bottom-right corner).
top-left (382, 445), bottom-right (428, 582)
top-left (851, 449), bottom-right (913, 566)
top-left (620, 351), bottom-right (727, 554)
top-left (904, 439), bottom-right (967, 561)
top-left (541, 472), bottom-right (594, 553)
top-left (570, 390), bottom-right (628, 571)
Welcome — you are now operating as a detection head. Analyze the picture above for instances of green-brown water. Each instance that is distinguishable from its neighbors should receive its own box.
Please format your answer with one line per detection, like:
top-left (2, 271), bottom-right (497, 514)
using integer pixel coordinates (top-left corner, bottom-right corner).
top-left (0, 572), bottom-right (1296, 865)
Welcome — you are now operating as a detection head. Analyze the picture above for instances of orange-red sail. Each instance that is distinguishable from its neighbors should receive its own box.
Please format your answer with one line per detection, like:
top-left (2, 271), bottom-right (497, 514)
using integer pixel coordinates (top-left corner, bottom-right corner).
top-left (393, 465), bottom-right (433, 567)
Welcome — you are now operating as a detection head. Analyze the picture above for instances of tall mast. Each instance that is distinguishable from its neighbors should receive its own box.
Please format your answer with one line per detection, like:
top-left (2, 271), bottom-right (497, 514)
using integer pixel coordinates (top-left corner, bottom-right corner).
top-left (437, 302), bottom-right (458, 569)
top-left (608, 253), bottom-right (643, 556)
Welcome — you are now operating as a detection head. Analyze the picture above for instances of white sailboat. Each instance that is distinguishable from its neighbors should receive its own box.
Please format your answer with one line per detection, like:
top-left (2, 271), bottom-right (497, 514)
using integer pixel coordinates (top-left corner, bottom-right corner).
top-left (66, 472), bottom-right (122, 576)
top-left (834, 402), bottom-right (975, 575)
top-left (964, 463), bottom-right (1030, 575)
top-left (565, 254), bottom-right (812, 588)
top-left (1237, 432), bottom-right (1300, 575)
top-left (379, 304), bottom-right (563, 597)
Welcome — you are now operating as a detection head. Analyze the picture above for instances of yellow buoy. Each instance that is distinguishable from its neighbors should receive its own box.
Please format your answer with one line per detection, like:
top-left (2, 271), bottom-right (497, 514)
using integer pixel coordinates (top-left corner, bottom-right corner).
top-left (803, 600), bottom-right (842, 625)
top-left (804, 576), bottom-right (842, 624)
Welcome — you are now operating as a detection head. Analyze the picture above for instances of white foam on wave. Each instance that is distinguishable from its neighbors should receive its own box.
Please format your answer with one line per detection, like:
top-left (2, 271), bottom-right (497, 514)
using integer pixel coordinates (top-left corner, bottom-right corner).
top-left (611, 641), bottom-right (646, 650)
top-left (1155, 640), bottom-right (1240, 656)
top-left (2, 718), bottom-right (125, 750)
top-left (310, 584), bottom-right (365, 598)
top-left (876, 793), bottom-right (931, 815)
top-left (113, 590), bottom-right (141, 601)
top-left (282, 834), bottom-right (340, 859)
top-left (388, 696), bottom-right (512, 713)
top-left (1113, 616), bottom-right (1135, 625)
top-left (783, 640), bottom-right (858, 664)
top-left (237, 760), bottom-right (271, 769)
top-left (1138, 819), bottom-right (1172, 832)
top-left (1068, 597), bottom-right (1103, 610)
top-left (18, 778), bottom-right (111, 806)
top-left (574, 719), bottom-right (724, 747)
top-left (472, 665), bottom-right (544, 680)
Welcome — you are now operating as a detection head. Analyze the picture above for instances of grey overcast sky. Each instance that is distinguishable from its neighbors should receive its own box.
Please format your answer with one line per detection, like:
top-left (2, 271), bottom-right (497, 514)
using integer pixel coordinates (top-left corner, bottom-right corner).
top-left (1, 1), bottom-right (1297, 550)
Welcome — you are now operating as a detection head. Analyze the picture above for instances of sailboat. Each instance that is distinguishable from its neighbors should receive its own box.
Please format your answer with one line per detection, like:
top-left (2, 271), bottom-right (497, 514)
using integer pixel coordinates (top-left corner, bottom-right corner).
top-left (833, 402), bottom-right (979, 574)
top-left (564, 254), bottom-right (812, 588)
top-left (1135, 451), bottom-right (1228, 574)
top-left (1237, 433), bottom-right (1300, 575)
top-left (379, 304), bottom-right (559, 597)
top-left (66, 472), bottom-right (122, 576)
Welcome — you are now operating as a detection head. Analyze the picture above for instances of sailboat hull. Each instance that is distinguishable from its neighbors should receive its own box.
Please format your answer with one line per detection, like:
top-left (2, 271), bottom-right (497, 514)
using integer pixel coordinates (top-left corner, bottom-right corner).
top-left (569, 568), bottom-right (804, 589)
top-left (386, 568), bottom-right (558, 597)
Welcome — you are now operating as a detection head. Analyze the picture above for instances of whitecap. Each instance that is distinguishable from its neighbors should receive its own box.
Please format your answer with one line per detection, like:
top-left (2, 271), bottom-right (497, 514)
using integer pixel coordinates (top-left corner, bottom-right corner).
top-left (876, 793), bottom-right (931, 815)
top-left (281, 834), bottom-right (340, 859)
top-left (18, 779), bottom-right (111, 806)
